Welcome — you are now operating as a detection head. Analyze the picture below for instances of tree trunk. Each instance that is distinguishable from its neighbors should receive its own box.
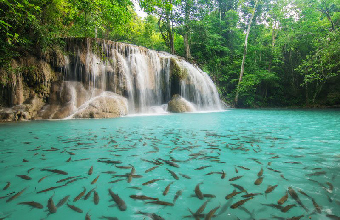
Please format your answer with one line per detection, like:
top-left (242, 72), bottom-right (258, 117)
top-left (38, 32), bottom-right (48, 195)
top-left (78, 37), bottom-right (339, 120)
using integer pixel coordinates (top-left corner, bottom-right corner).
top-left (234, 0), bottom-right (258, 106)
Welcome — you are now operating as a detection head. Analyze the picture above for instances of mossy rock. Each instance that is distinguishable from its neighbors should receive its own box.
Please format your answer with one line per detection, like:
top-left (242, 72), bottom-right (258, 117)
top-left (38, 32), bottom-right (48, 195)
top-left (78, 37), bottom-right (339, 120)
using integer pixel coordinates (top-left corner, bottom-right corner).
top-left (170, 58), bottom-right (188, 81)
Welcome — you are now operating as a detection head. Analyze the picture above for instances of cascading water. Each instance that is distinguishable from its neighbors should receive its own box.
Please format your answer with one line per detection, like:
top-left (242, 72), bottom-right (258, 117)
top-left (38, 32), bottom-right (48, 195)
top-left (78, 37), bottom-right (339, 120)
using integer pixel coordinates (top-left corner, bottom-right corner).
top-left (62, 38), bottom-right (222, 117)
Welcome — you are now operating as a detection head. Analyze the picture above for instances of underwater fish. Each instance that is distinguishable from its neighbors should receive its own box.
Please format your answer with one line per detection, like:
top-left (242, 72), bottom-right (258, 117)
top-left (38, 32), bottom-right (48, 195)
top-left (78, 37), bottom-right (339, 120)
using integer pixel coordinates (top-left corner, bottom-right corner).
top-left (280, 174), bottom-right (288, 180)
top-left (237, 166), bottom-right (250, 170)
top-left (287, 215), bottom-right (304, 220)
top-left (142, 179), bottom-right (164, 186)
top-left (306, 171), bottom-right (326, 176)
top-left (230, 197), bottom-right (253, 209)
top-left (37, 184), bottom-right (66, 194)
top-left (56, 195), bottom-right (70, 208)
top-left (278, 192), bottom-right (288, 205)
top-left (203, 194), bottom-right (216, 198)
top-left (18, 201), bottom-right (43, 209)
top-left (145, 200), bottom-right (174, 206)
top-left (88, 166), bottom-right (93, 175)
top-left (99, 216), bottom-right (118, 220)
top-left (56, 175), bottom-right (80, 183)
top-left (180, 173), bottom-right (191, 179)
top-left (47, 194), bottom-right (57, 213)
top-left (91, 175), bottom-right (100, 184)
top-left (66, 157), bottom-right (71, 162)
top-left (281, 204), bottom-right (296, 213)
top-left (173, 190), bottom-right (182, 203)
top-left (225, 190), bottom-right (241, 200)
top-left (27, 167), bottom-right (34, 173)
top-left (3, 182), bottom-right (10, 190)
top-left (130, 195), bottom-right (159, 201)
top-left (166, 168), bottom-right (179, 180)
top-left (195, 182), bottom-right (204, 200)
top-left (145, 166), bottom-right (159, 173)
top-left (231, 183), bottom-right (247, 193)
top-left (136, 211), bottom-right (165, 220)
top-left (67, 203), bottom-right (83, 213)
top-left (229, 176), bottom-right (243, 181)
top-left (17, 175), bottom-right (31, 180)
top-left (109, 189), bottom-right (127, 211)
top-left (312, 198), bottom-right (322, 213)
top-left (163, 160), bottom-right (180, 168)
top-left (41, 168), bottom-right (68, 175)
top-left (84, 187), bottom-right (96, 200)
top-left (254, 177), bottom-right (264, 185)
top-left (258, 167), bottom-right (264, 177)
top-left (242, 193), bottom-right (262, 198)
top-left (265, 185), bottom-right (278, 194)
top-left (205, 204), bottom-right (220, 220)
top-left (6, 187), bottom-right (27, 202)
top-left (163, 182), bottom-right (174, 196)
top-left (94, 191), bottom-right (99, 205)
top-left (85, 211), bottom-right (91, 220)
top-left (288, 187), bottom-right (308, 212)
top-left (195, 165), bottom-right (212, 170)
top-left (73, 187), bottom-right (86, 202)
top-left (221, 170), bottom-right (226, 179)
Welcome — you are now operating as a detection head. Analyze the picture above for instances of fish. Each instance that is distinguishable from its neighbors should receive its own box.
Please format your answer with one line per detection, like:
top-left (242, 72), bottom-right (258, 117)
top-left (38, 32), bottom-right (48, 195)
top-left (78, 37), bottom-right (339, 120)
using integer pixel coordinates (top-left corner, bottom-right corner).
top-left (166, 168), bottom-right (179, 180)
top-left (73, 187), bottom-right (86, 202)
top-left (37, 184), bottom-right (66, 194)
top-left (102, 171), bottom-right (116, 174)
top-left (136, 211), bottom-right (165, 220)
top-left (38, 175), bottom-right (48, 183)
top-left (47, 194), bottom-right (57, 213)
top-left (230, 197), bottom-right (253, 209)
top-left (254, 177), bottom-right (264, 185)
top-left (205, 205), bottom-right (220, 220)
top-left (242, 193), bottom-right (262, 198)
top-left (235, 167), bottom-right (239, 173)
top-left (281, 204), bottom-right (296, 213)
top-left (173, 190), bottom-right (182, 203)
top-left (221, 170), bottom-right (226, 179)
top-left (163, 160), bottom-right (180, 168)
top-left (67, 203), bottom-right (83, 213)
top-left (94, 191), bottom-right (99, 205)
top-left (237, 166), bottom-right (250, 170)
top-left (258, 167), bottom-right (263, 177)
top-left (3, 182), bottom-right (10, 190)
top-left (88, 166), bottom-right (93, 175)
top-left (267, 167), bottom-right (281, 173)
top-left (56, 195), bottom-right (70, 208)
top-left (180, 173), bottom-right (191, 179)
top-left (229, 176), bottom-right (243, 181)
top-left (56, 175), bottom-right (80, 183)
top-left (163, 182), bottom-right (174, 196)
top-left (326, 182), bottom-right (334, 192)
top-left (280, 174), bottom-right (288, 180)
top-left (97, 159), bottom-right (122, 164)
top-left (66, 157), bottom-right (71, 162)
top-left (195, 183), bottom-right (204, 200)
top-left (109, 179), bottom-right (125, 184)
top-left (142, 179), bottom-right (164, 185)
top-left (326, 214), bottom-right (340, 220)
top-left (298, 189), bottom-right (311, 199)
top-left (18, 201), bottom-right (43, 209)
top-left (129, 195), bottom-right (159, 201)
top-left (99, 216), bottom-right (118, 220)
top-left (196, 200), bottom-right (210, 214)
top-left (306, 171), bottom-right (326, 176)
top-left (312, 198), bottom-right (322, 213)
top-left (195, 165), bottom-right (211, 170)
top-left (265, 185), bottom-right (278, 194)
top-left (41, 168), bottom-right (68, 175)
top-left (108, 189), bottom-right (127, 211)
top-left (65, 176), bottom-right (86, 185)
top-left (278, 192), bottom-right (288, 205)
top-left (6, 187), bottom-right (27, 202)
top-left (261, 203), bottom-right (282, 210)
top-left (225, 190), bottom-right (241, 200)
top-left (145, 166), bottom-right (159, 173)
top-left (91, 175), bottom-right (100, 184)
top-left (27, 167), bottom-right (34, 173)
top-left (288, 187), bottom-right (308, 212)
top-left (17, 175), bottom-right (32, 180)
top-left (85, 211), bottom-right (91, 220)
top-left (231, 183), bottom-right (247, 192)
top-left (127, 186), bottom-right (142, 190)
top-left (84, 187), bottom-right (96, 200)
top-left (145, 200), bottom-right (174, 206)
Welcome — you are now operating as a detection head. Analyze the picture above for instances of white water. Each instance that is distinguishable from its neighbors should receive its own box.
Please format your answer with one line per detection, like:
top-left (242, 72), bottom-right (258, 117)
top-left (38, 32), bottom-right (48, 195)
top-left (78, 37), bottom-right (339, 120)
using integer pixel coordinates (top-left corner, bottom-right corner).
top-left (63, 39), bottom-right (222, 116)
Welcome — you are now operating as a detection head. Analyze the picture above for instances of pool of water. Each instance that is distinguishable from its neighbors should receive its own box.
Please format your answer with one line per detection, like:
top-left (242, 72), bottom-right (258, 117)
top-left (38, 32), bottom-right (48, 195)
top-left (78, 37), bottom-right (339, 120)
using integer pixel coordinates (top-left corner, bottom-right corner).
top-left (0, 109), bottom-right (339, 220)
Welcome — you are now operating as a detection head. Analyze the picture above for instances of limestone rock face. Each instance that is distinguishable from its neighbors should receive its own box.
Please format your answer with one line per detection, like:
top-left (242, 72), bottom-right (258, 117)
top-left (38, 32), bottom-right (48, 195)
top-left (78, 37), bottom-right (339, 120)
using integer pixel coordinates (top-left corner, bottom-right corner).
top-left (167, 94), bottom-right (196, 113)
top-left (73, 93), bottom-right (128, 119)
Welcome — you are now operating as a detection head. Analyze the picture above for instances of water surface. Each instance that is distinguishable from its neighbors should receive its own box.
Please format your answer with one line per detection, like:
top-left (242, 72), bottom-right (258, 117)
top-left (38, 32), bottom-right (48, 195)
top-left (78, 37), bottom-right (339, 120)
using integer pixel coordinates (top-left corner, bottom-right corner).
top-left (0, 109), bottom-right (339, 219)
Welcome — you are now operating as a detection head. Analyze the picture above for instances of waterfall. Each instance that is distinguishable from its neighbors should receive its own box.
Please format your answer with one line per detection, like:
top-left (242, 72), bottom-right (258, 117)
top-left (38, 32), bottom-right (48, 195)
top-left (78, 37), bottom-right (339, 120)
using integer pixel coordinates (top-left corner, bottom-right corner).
top-left (62, 38), bottom-right (222, 116)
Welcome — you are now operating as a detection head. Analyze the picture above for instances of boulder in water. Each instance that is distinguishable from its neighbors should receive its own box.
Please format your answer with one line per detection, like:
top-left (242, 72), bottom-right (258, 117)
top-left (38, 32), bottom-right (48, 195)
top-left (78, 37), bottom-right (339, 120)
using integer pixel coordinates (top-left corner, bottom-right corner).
top-left (168, 94), bottom-right (196, 113)
top-left (73, 93), bottom-right (128, 119)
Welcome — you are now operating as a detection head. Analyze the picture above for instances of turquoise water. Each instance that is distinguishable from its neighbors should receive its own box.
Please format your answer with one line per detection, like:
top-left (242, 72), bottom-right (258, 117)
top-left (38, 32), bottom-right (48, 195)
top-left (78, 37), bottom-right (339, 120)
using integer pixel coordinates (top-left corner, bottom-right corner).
top-left (0, 109), bottom-right (339, 220)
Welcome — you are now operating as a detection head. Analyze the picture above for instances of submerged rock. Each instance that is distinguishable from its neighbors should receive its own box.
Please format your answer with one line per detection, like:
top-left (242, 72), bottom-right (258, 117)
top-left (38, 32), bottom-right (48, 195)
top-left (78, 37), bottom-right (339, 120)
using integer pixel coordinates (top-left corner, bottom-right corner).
top-left (168, 94), bottom-right (196, 113)
top-left (73, 93), bottom-right (128, 119)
